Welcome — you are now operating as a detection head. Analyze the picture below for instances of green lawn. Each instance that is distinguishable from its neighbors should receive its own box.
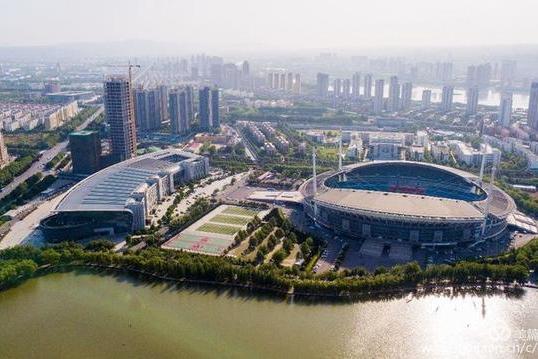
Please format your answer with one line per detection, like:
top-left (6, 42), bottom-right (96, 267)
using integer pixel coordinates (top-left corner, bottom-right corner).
top-left (197, 223), bottom-right (242, 236)
top-left (222, 206), bottom-right (259, 217)
top-left (210, 214), bottom-right (251, 226)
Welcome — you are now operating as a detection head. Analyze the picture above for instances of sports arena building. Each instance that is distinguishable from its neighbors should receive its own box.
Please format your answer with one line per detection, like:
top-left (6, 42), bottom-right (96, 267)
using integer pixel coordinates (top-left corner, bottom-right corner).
top-left (300, 160), bottom-right (516, 247)
top-left (41, 149), bottom-right (209, 242)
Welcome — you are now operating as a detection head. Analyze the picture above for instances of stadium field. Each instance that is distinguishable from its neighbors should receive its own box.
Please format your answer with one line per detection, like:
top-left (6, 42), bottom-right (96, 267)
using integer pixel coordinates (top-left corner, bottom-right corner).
top-left (197, 222), bottom-right (242, 235)
top-left (210, 214), bottom-right (252, 226)
top-left (162, 233), bottom-right (231, 256)
top-left (222, 207), bottom-right (258, 217)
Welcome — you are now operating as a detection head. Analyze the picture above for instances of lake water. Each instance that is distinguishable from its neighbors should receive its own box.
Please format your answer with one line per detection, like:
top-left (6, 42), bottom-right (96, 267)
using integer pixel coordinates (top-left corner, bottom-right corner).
top-left (1, 271), bottom-right (537, 358)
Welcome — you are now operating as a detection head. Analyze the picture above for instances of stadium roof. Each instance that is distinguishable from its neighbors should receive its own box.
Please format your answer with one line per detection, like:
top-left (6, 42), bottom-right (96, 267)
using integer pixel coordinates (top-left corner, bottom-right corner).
top-left (315, 189), bottom-right (484, 221)
top-left (55, 149), bottom-right (202, 212)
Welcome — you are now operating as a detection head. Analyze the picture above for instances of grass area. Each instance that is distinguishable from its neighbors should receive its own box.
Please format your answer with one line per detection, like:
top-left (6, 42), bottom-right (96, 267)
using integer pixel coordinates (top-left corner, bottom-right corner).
top-left (264, 242), bottom-right (284, 264)
top-left (281, 244), bottom-right (301, 268)
top-left (197, 222), bottom-right (242, 236)
top-left (210, 214), bottom-right (251, 226)
top-left (222, 206), bottom-right (258, 217)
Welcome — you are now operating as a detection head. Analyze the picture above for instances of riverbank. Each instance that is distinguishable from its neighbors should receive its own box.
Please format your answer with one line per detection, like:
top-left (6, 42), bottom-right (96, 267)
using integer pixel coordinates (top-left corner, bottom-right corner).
top-left (1, 241), bottom-right (536, 303)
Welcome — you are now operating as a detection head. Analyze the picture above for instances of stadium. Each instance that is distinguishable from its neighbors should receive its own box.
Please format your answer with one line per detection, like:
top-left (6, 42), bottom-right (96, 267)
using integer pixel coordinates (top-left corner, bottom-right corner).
top-left (40, 149), bottom-right (209, 242)
top-left (300, 161), bottom-right (516, 246)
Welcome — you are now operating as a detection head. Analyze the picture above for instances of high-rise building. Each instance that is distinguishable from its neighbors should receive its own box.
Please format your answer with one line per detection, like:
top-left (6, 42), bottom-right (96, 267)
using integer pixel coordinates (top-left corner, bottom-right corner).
top-left (267, 72), bottom-right (275, 89)
top-left (333, 78), bottom-right (342, 98)
top-left (69, 130), bottom-right (101, 175)
top-left (185, 86), bottom-right (195, 126)
top-left (352, 72), bottom-right (361, 98)
top-left (199, 87), bottom-right (211, 130)
top-left (342, 79), bottom-right (351, 98)
top-left (286, 72), bottom-right (294, 91)
top-left (528, 82), bottom-right (538, 130)
top-left (211, 88), bottom-right (220, 129)
top-left (363, 74), bottom-right (373, 98)
top-left (440, 85), bottom-right (454, 112)
top-left (158, 85), bottom-right (169, 122)
top-left (374, 79), bottom-right (385, 114)
top-left (499, 92), bottom-right (513, 127)
top-left (400, 82), bottom-right (413, 110)
top-left (435, 62), bottom-right (453, 83)
top-left (293, 74), bottom-right (301, 93)
top-left (0, 130), bottom-right (9, 167)
top-left (169, 89), bottom-right (188, 134)
top-left (467, 63), bottom-right (492, 88)
top-left (241, 61), bottom-right (250, 77)
top-left (134, 88), bottom-right (163, 131)
top-left (421, 89), bottom-right (432, 109)
top-left (104, 76), bottom-right (137, 162)
top-left (465, 86), bottom-right (479, 116)
top-left (500, 60), bottom-right (516, 88)
top-left (273, 72), bottom-right (280, 90)
top-left (316, 73), bottom-right (329, 98)
top-left (280, 73), bottom-right (286, 90)
top-left (388, 76), bottom-right (400, 112)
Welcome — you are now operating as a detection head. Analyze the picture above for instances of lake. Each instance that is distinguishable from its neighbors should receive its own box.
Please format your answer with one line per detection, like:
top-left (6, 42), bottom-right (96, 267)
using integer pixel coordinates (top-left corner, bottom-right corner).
top-left (0, 270), bottom-right (537, 358)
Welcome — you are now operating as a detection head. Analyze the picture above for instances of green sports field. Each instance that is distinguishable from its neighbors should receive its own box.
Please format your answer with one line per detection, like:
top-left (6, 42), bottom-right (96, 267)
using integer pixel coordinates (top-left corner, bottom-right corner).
top-left (197, 222), bottom-right (242, 235)
top-left (210, 214), bottom-right (252, 226)
top-left (222, 207), bottom-right (258, 217)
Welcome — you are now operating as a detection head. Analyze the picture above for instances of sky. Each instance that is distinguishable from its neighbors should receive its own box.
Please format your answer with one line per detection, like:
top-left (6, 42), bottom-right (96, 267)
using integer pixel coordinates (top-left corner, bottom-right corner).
top-left (1, 0), bottom-right (537, 52)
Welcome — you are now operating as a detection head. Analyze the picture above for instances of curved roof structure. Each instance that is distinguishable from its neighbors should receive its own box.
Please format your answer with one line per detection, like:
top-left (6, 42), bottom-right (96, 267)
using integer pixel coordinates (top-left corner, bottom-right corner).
top-left (55, 149), bottom-right (204, 212)
top-left (301, 161), bottom-right (516, 222)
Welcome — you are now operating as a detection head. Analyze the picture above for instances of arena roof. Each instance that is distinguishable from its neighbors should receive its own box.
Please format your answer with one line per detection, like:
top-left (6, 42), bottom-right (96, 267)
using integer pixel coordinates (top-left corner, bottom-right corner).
top-left (55, 149), bottom-right (203, 212)
top-left (315, 189), bottom-right (484, 221)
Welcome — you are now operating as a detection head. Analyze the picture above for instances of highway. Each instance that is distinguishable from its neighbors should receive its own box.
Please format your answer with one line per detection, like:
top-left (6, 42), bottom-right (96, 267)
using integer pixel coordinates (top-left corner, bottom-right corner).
top-left (0, 105), bottom-right (104, 200)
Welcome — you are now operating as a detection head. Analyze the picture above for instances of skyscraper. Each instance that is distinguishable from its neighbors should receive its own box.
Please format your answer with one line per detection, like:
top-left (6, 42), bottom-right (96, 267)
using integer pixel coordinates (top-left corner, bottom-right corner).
top-left (388, 76), bottom-right (400, 112)
top-left (500, 60), bottom-right (516, 89)
top-left (421, 89), bottom-right (432, 109)
top-left (342, 79), bottom-right (351, 98)
top-left (169, 89), bottom-right (188, 134)
top-left (352, 72), bottom-right (361, 98)
top-left (374, 79), bottom-right (385, 114)
top-left (199, 87), bottom-right (211, 130)
top-left (499, 92), bottom-right (513, 127)
top-left (158, 85), bottom-right (169, 122)
top-left (363, 74), bottom-right (373, 98)
top-left (104, 76), bottom-right (137, 162)
top-left (134, 88), bottom-right (163, 131)
top-left (400, 82), bottom-right (413, 110)
top-left (0, 130), bottom-right (9, 167)
top-left (528, 82), bottom-right (538, 130)
top-left (333, 79), bottom-right (342, 98)
top-left (316, 73), bottom-right (329, 98)
top-left (185, 86), bottom-right (195, 126)
top-left (440, 85), bottom-right (454, 112)
top-left (280, 73), bottom-right (286, 90)
top-left (465, 86), bottom-right (479, 116)
top-left (69, 130), bottom-right (101, 175)
top-left (293, 74), bottom-right (301, 93)
top-left (286, 72), bottom-right (294, 91)
top-left (211, 88), bottom-right (220, 129)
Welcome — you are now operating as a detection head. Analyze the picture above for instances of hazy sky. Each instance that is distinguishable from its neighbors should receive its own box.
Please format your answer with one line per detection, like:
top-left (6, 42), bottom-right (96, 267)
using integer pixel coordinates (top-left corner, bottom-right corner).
top-left (2, 0), bottom-right (537, 51)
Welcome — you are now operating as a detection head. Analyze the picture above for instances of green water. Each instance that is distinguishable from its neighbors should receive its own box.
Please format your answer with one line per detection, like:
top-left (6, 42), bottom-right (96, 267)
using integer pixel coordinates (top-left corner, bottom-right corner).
top-left (1, 271), bottom-right (537, 359)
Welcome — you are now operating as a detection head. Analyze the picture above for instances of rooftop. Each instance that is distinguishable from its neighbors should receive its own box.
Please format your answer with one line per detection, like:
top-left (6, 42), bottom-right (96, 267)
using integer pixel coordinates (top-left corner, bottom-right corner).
top-left (55, 149), bottom-right (201, 213)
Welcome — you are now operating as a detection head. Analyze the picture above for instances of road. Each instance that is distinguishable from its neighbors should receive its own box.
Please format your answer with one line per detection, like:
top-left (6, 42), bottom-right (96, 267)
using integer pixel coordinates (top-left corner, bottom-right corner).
top-left (0, 105), bottom-right (104, 200)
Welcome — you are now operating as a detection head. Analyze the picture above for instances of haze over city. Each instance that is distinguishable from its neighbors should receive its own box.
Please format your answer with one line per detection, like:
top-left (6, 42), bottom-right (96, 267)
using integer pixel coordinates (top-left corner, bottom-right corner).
top-left (1, 1), bottom-right (538, 358)
top-left (2, 0), bottom-right (538, 52)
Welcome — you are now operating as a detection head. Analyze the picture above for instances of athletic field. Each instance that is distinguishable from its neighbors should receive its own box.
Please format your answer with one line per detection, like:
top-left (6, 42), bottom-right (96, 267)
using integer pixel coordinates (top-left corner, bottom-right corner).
top-left (162, 205), bottom-right (266, 256)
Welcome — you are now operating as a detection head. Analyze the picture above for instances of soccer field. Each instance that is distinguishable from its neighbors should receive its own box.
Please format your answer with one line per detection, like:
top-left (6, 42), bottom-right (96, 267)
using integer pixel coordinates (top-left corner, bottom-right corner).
top-left (197, 222), bottom-right (242, 235)
top-left (210, 214), bottom-right (252, 226)
top-left (161, 205), bottom-right (265, 256)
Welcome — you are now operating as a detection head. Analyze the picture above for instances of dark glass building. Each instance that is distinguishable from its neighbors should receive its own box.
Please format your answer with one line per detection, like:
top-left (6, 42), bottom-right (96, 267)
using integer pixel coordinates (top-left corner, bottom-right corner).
top-left (69, 130), bottom-right (101, 175)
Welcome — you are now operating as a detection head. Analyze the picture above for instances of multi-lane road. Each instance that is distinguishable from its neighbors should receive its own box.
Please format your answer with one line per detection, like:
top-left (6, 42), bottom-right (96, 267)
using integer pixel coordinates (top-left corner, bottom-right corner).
top-left (0, 105), bottom-right (104, 200)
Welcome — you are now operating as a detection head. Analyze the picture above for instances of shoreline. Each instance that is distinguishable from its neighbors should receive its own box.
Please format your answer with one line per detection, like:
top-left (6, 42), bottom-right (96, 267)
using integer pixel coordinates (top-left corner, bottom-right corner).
top-left (29, 263), bottom-right (533, 303)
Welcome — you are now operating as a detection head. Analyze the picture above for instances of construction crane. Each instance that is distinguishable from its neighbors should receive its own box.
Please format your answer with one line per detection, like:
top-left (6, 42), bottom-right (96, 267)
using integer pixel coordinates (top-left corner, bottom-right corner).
top-left (103, 63), bottom-right (141, 84)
